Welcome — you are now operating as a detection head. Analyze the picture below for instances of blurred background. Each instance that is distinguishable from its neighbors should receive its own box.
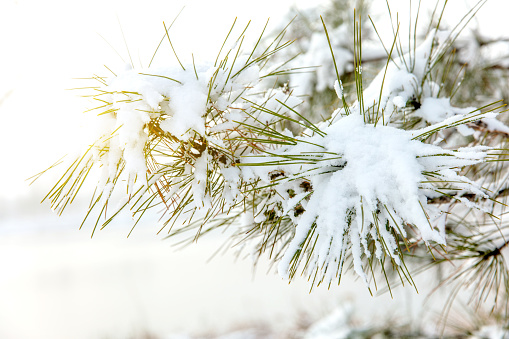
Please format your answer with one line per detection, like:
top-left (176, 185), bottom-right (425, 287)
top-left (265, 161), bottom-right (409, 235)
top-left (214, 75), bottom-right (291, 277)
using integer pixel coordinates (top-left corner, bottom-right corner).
top-left (0, 0), bottom-right (508, 338)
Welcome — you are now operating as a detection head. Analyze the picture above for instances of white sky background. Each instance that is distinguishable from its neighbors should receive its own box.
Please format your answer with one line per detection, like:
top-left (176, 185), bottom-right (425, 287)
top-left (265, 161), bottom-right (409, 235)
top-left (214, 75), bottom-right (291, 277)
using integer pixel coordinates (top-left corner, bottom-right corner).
top-left (0, 0), bottom-right (508, 338)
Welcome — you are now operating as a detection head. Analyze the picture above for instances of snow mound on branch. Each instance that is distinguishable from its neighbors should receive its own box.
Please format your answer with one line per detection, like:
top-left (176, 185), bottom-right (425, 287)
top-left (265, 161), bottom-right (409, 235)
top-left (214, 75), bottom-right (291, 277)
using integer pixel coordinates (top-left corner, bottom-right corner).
top-left (85, 47), bottom-right (304, 221)
top-left (90, 64), bottom-right (214, 196)
top-left (262, 113), bottom-right (489, 284)
top-left (107, 64), bottom-right (212, 139)
top-left (415, 97), bottom-right (473, 124)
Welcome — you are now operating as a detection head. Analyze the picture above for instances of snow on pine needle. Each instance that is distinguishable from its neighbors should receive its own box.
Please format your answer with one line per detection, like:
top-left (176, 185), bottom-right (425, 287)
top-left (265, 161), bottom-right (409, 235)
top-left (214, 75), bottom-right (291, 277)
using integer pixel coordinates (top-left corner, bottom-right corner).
top-left (38, 6), bottom-right (509, 292)
top-left (231, 25), bottom-right (505, 288)
top-left (241, 109), bottom-right (491, 287)
top-left (41, 22), bottom-right (303, 235)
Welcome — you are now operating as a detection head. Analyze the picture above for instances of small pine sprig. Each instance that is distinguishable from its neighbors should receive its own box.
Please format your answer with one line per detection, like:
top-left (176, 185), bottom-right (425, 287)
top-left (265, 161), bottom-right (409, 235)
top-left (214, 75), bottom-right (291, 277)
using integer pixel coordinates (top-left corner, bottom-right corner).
top-left (37, 20), bottom-right (302, 237)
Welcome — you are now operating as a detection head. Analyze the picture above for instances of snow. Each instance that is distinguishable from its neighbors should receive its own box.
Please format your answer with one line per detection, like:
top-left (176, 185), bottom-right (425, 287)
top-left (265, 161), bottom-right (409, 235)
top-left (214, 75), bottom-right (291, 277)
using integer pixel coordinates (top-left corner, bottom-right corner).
top-left (108, 65), bottom-right (211, 140)
top-left (193, 152), bottom-right (212, 209)
top-left (215, 26), bottom-right (507, 285)
top-left (333, 80), bottom-right (343, 99)
top-left (158, 70), bottom-right (209, 137)
top-left (70, 21), bottom-right (507, 288)
top-left (415, 97), bottom-right (471, 124)
top-left (481, 117), bottom-right (509, 135)
top-left (61, 28), bottom-right (310, 234)
top-left (255, 113), bottom-right (490, 284)
top-left (340, 31), bottom-right (438, 125)
top-left (288, 24), bottom-right (353, 98)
